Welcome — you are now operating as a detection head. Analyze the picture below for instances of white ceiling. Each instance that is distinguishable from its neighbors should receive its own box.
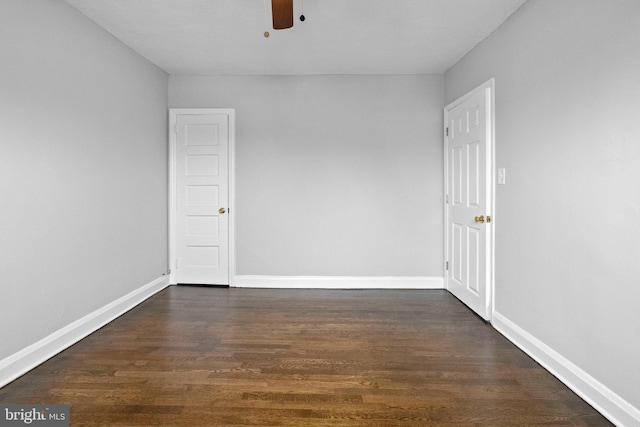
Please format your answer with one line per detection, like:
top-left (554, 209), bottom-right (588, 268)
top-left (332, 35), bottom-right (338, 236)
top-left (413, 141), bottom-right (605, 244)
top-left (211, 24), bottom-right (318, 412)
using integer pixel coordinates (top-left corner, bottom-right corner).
top-left (63, 0), bottom-right (527, 75)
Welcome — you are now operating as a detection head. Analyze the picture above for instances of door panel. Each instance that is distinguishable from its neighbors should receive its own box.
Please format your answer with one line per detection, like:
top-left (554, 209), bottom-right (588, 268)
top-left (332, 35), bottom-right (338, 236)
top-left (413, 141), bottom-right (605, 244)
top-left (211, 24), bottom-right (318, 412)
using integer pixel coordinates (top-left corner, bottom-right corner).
top-left (445, 83), bottom-right (493, 320)
top-left (175, 113), bottom-right (230, 285)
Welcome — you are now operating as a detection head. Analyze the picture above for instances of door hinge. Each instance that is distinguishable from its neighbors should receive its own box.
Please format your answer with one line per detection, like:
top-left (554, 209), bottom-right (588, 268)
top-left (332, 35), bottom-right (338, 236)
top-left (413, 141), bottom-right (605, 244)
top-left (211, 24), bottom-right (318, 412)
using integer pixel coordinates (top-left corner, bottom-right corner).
top-left (446, 261), bottom-right (449, 271)
top-left (446, 194), bottom-right (449, 204)
top-left (446, 127), bottom-right (449, 137)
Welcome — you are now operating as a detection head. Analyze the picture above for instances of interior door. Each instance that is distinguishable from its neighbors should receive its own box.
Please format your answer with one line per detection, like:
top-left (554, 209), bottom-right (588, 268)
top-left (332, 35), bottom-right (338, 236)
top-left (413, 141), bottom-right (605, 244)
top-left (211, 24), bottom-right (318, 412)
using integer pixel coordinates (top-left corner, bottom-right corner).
top-left (174, 111), bottom-right (230, 285)
top-left (445, 81), bottom-right (493, 320)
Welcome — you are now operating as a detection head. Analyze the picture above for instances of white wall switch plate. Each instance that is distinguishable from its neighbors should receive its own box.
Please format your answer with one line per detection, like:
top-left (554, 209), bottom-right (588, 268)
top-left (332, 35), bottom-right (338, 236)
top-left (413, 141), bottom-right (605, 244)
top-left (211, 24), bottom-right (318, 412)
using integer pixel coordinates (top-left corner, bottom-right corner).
top-left (498, 168), bottom-right (506, 185)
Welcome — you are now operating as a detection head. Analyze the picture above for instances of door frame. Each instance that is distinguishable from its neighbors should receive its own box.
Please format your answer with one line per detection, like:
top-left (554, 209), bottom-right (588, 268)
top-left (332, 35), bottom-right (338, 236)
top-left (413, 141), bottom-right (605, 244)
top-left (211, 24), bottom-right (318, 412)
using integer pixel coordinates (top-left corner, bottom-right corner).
top-left (168, 108), bottom-right (236, 286)
top-left (443, 79), bottom-right (495, 321)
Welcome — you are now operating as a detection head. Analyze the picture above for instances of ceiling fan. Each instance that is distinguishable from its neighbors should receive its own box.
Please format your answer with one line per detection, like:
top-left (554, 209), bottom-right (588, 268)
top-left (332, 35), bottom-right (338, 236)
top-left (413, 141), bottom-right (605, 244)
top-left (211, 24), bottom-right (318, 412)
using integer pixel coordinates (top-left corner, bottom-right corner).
top-left (264, 0), bottom-right (305, 37)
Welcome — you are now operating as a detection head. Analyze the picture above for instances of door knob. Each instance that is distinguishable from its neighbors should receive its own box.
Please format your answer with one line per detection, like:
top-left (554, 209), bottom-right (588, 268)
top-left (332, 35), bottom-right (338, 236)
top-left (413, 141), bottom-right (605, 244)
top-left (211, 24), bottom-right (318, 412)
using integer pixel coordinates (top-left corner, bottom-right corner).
top-left (474, 215), bottom-right (485, 223)
top-left (219, 207), bottom-right (226, 214)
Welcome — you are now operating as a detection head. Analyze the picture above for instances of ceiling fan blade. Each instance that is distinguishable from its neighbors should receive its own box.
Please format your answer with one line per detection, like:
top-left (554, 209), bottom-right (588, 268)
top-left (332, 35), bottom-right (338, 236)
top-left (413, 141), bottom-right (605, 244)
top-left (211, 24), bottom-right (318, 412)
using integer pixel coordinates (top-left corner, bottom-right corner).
top-left (272, 0), bottom-right (294, 30)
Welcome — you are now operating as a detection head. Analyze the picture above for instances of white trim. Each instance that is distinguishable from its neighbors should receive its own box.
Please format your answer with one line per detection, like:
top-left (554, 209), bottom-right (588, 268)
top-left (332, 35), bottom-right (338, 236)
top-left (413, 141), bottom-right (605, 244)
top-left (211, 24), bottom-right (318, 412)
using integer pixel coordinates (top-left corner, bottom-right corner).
top-left (168, 108), bottom-right (236, 286)
top-left (0, 275), bottom-right (170, 389)
top-left (169, 111), bottom-right (177, 283)
top-left (233, 275), bottom-right (444, 289)
top-left (492, 311), bottom-right (640, 427)
top-left (443, 78), bottom-right (495, 321)
top-left (227, 111), bottom-right (237, 286)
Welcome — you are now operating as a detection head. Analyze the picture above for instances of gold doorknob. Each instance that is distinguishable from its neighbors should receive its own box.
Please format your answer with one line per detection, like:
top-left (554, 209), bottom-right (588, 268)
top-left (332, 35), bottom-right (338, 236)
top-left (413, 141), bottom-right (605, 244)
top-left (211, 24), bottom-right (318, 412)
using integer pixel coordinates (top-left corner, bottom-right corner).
top-left (474, 215), bottom-right (485, 223)
top-left (219, 207), bottom-right (226, 214)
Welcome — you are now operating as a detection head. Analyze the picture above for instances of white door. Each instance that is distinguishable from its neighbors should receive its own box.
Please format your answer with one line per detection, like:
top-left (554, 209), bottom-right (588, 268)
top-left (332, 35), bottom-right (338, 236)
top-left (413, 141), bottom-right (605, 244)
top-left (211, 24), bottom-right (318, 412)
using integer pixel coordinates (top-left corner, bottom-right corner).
top-left (445, 80), bottom-right (494, 320)
top-left (172, 110), bottom-right (232, 285)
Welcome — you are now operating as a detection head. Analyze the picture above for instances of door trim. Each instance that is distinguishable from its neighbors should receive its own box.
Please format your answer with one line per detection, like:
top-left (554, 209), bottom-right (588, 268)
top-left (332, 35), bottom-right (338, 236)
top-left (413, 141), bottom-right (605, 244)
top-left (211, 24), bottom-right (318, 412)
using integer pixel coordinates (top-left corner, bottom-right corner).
top-left (168, 108), bottom-right (236, 286)
top-left (443, 79), bottom-right (495, 321)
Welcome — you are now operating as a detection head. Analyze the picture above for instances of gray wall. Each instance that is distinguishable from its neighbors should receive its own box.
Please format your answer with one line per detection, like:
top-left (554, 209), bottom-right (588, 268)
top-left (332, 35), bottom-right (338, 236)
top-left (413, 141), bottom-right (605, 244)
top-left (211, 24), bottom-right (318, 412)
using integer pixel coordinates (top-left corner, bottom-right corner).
top-left (0, 0), bottom-right (168, 360)
top-left (170, 75), bottom-right (444, 277)
top-left (445, 0), bottom-right (640, 411)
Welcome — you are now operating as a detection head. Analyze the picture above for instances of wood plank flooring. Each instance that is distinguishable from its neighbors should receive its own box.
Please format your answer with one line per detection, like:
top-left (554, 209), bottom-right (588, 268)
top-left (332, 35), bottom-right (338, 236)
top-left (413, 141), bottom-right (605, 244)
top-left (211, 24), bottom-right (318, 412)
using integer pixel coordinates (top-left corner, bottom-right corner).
top-left (0, 287), bottom-right (613, 426)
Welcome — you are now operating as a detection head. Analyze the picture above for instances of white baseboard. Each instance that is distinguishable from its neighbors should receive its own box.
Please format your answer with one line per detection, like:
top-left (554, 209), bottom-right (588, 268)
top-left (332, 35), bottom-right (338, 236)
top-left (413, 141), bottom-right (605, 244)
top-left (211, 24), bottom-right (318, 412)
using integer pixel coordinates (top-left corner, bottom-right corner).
top-left (232, 275), bottom-right (444, 289)
top-left (492, 311), bottom-right (640, 427)
top-left (0, 275), bottom-right (170, 389)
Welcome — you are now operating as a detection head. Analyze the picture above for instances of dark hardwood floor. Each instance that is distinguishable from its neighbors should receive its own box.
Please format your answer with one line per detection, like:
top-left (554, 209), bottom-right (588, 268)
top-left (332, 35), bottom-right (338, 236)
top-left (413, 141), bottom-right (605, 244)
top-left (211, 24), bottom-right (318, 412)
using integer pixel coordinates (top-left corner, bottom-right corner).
top-left (0, 287), bottom-right (612, 426)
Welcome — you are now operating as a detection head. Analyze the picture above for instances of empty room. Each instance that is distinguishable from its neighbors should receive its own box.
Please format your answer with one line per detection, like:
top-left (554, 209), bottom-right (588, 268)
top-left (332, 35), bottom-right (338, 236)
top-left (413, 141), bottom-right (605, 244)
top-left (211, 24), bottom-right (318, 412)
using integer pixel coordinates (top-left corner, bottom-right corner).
top-left (1, 0), bottom-right (638, 426)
